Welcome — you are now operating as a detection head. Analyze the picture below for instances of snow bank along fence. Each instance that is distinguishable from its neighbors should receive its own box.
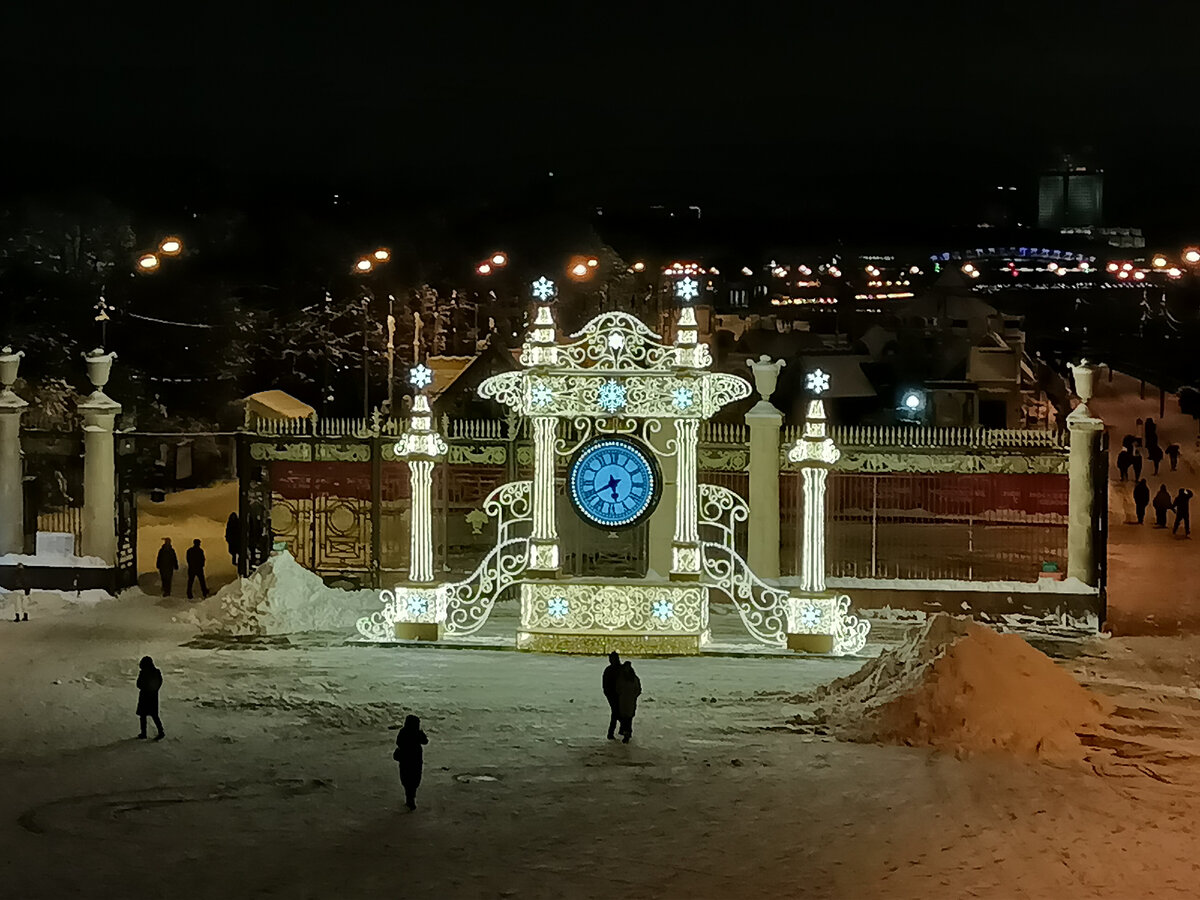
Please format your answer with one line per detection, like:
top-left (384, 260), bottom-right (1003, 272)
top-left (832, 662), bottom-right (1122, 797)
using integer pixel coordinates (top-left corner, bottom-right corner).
top-left (239, 414), bottom-right (1079, 589)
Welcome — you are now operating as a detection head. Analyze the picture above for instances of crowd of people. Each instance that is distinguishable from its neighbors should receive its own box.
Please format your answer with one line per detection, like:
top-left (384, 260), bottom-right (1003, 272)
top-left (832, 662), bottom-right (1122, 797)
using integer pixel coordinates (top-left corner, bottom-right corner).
top-left (1122, 418), bottom-right (1193, 537)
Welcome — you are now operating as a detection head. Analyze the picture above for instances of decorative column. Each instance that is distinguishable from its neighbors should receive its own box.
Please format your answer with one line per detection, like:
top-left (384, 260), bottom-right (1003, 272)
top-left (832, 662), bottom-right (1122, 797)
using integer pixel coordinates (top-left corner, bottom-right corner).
top-left (0, 347), bottom-right (28, 555)
top-left (784, 369), bottom-right (843, 652)
top-left (393, 373), bottom-right (446, 583)
top-left (670, 293), bottom-right (704, 579)
top-left (1066, 359), bottom-right (1103, 586)
top-left (78, 350), bottom-right (121, 564)
top-left (745, 355), bottom-right (785, 578)
top-left (525, 295), bottom-right (561, 575)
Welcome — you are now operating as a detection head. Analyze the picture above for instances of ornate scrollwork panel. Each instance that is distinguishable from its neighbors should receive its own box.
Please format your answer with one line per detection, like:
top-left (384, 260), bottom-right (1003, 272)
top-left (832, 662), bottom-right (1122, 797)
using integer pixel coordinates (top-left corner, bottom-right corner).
top-left (519, 583), bottom-right (707, 634)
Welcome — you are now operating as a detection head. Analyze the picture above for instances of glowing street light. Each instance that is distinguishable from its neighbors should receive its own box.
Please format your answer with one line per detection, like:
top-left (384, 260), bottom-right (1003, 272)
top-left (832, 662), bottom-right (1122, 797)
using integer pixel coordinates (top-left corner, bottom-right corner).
top-left (1185, 249), bottom-right (1200, 264)
top-left (137, 253), bottom-right (160, 272)
top-left (586, 257), bottom-right (599, 268)
top-left (490, 252), bottom-right (508, 267)
top-left (373, 249), bottom-right (391, 262)
top-left (1106, 262), bottom-right (1119, 273)
top-left (1152, 255), bottom-right (1168, 268)
top-left (355, 258), bottom-right (373, 273)
top-left (477, 263), bottom-right (493, 275)
top-left (961, 263), bottom-right (976, 274)
top-left (1168, 267), bottom-right (1183, 278)
top-left (159, 237), bottom-right (183, 256)
top-left (632, 261), bottom-right (646, 272)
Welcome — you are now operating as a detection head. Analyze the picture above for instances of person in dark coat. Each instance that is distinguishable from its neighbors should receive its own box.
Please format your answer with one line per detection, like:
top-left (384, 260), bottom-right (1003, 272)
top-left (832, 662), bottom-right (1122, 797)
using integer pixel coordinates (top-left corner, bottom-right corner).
top-left (602, 651), bottom-right (622, 740)
top-left (185, 539), bottom-right (209, 600)
top-left (12, 562), bottom-right (29, 622)
top-left (1132, 479), bottom-right (1150, 524)
top-left (1121, 434), bottom-right (1138, 453)
top-left (1153, 484), bottom-right (1173, 528)
top-left (616, 661), bottom-right (642, 743)
top-left (1145, 417), bottom-right (1159, 450)
top-left (1173, 489), bottom-right (1194, 537)
top-left (394, 715), bottom-right (428, 810)
top-left (1167, 443), bottom-right (1182, 472)
top-left (136, 656), bottom-right (165, 740)
top-left (1149, 443), bottom-right (1164, 475)
top-left (1116, 449), bottom-right (1132, 481)
top-left (1131, 450), bottom-right (1143, 480)
top-left (156, 538), bottom-right (178, 597)
top-left (225, 512), bottom-right (241, 569)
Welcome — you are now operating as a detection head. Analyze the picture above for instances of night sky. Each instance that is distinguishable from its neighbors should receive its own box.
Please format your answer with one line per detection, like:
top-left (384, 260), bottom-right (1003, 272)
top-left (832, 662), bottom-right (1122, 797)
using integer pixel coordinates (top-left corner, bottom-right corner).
top-left (5, 4), bottom-right (1197, 229)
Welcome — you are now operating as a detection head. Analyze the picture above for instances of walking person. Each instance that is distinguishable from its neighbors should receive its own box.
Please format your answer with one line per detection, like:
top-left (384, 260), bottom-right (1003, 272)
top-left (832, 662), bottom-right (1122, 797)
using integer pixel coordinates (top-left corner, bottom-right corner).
top-left (1132, 450), bottom-right (1144, 481)
top-left (1149, 443), bottom-right (1164, 476)
top-left (1153, 484), bottom-right (1173, 528)
top-left (616, 661), bottom-right (642, 744)
top-left (393, 715), bottom-right (428, 810)
top-left (1117, 448), bottom-right (1132, 481)
top-left (156, 538), bottom-right (178, 597)
top-left (1122, 434), bottom-right (1138, 453)
top-left (1145, 417), bottom-right (1159, 451)
top-left (11, 562), bottom-right (30, 622)
top-left (1167, 443), bottom-right (1182, 472)
top-left (136, 656), bottom-right (165, 740)
top-left (1173, 488), bottom-right (1194, 537)
top-left (602, 651), bottom-right (622, 740)
top-left (185, 539), bottom-right (209, 600)
top-left (225, 512), bottom-right (241, 570)
top-left (1133, 479), bottom-right (1150, 525)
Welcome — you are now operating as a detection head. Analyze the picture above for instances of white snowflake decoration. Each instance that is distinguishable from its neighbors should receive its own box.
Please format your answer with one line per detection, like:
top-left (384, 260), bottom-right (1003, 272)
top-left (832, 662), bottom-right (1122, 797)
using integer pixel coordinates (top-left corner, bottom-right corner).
top-left (607, 332), bottom-right (625, 350)
top-left (407, 595), bottom-right (429, 616)
top-left (676, 277), bottom-right (699, 301)
top-left (548, 596), bottom-right (569, 618)
top-left (805, 368), bottom-right (830, 395)
top-left (671, 387), bottom-right (695, 410)
top-left (797, 601), bottom-right (823, 630)
top-left (651, 599), bottom-right (674, 621)
top-left (532, 277), bottom-right (556, 301)
top-left (409, 363), bottom-right (433, 389)
top-left (597, 379), bottom-right (627, 412)
top-left (530, 382), bottom-right (553, 408)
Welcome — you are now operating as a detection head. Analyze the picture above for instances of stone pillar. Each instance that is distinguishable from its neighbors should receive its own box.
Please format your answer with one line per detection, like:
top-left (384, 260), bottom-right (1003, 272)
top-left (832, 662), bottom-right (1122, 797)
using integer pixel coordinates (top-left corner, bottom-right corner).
top-left (671, 417), bottom-right (701, 578)
top-left (393, 392), bottom-right (447, 584)
top-left (1067, 360), bottom-right (1103, 586)
top-left (647, 428), bottom-right (676, 577)
top-left (800, 467), bottom-right (831, 592)
top-left (0, 348), bottom-right (28, 555)
top-left (78, 351), bottom-right (121, 564)
top-left (529, 414), bottom-right (559, 574)
top-left (745, 355), bottom-right (785, 578)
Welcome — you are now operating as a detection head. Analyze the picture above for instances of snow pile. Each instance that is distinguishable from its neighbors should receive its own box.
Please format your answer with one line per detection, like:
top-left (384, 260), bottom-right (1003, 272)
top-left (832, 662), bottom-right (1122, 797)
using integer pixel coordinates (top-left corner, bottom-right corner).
top-left (182, 551), bottom-right (377, 636)
top-left (810, 614), bottom-right (1109, 760)
top-left (0, 587), bottom-right (111, 613)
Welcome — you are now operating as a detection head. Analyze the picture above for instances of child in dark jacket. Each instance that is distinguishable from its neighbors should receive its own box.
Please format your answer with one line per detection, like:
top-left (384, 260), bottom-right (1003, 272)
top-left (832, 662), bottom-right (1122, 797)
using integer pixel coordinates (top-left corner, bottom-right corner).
top-left (394, 715), bottom-right (428, 810)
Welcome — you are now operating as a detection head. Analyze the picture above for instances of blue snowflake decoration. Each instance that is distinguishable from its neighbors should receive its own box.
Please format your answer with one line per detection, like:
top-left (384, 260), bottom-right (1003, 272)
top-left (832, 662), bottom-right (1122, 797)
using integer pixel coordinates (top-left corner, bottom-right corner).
top-left (797, 601), bottom-right (823, 630)
top-left (409, 363), bottom-right (433, 389)
top-left (675, 277), bottom-right (700, 301)
top-left (805, 369), bottom-right (830, 395)
top-left (406, 594), bottom-right (430, 617)
top-left (671, 387), bottom-right (695, 411)
top-left (548, 596), bottom-right (570, 618)
top-left (597, 379), bottom-right (627, 412)
top-left (532, 277), bottom-right (557, 301)
top-left (530, 382), bottom-right (554, 408)
top-left (651, 599), bottom-right (674, 621)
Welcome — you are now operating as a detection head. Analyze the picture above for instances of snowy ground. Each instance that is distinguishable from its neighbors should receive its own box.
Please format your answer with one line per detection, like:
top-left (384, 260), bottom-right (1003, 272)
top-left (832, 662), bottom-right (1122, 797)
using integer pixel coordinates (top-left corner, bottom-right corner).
top-left (4, 590), bottom-right (1200, 899)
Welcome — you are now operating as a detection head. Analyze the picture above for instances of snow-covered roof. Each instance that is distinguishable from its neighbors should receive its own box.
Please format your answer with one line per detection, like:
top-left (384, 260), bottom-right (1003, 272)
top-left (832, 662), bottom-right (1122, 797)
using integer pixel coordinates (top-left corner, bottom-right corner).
top-left (243, 390), bottom-right (316, 421)
top-left (426, 356), bottom-right (474, 400)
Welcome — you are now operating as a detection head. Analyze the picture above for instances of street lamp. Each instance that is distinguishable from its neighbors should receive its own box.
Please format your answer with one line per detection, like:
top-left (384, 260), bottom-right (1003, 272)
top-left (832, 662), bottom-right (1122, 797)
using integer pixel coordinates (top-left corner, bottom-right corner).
top-left (490, 252), bottom-right (508, 267)
top-left (373, 249), bottom-right (390, 262)
top-left (159, 237), bottom-right (183, 256)
top-left (136, 253), bottom-right (160, 272)
top-left (355, 258), bottom-right (373, 273)
top-left (1184, 249), bottom-right (1200, 264)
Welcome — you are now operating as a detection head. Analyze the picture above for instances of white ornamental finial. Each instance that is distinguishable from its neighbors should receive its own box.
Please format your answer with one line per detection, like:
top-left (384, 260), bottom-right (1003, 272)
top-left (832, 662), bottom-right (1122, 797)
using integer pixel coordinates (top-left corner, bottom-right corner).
top-left (532, 277), bottom-right (556, 301)
top-left (409, 363), bottom-right (433, 389)
top-left (805, 368), bottom-right (831, 395)
top-left (676, 277), bottom-right (699, 301)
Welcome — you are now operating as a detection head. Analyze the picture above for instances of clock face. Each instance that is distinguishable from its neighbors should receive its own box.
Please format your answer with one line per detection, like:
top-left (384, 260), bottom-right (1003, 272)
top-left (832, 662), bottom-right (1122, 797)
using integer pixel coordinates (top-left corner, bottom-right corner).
top-left (567, 437), bottom-right (662, 530)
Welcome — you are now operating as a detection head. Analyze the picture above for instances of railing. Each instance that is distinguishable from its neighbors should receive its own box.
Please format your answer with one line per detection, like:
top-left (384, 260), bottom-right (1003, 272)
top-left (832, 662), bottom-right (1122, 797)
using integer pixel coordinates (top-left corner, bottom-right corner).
top-left (247, 416), bottom-right (402, 438)
top-left (787, 424), bottom-right (1068, 450)
top-left (701, 422), bottom-right (748, 444)
top-left (443, 418), bottom-right (513, 440)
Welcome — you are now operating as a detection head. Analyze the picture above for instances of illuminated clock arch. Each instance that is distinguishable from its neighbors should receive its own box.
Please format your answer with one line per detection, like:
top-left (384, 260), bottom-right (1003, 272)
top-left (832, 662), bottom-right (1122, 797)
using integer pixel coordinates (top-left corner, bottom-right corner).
top-left (567, 437), bottom-right (662, 530)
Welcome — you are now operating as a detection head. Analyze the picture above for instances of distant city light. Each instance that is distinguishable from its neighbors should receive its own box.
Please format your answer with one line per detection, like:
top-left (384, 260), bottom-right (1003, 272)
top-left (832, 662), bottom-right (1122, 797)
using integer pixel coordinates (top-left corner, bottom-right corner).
top-left (1133, 270), bottom-right (1146, 281)
top-left (632, 261), bottom-right (645, 272)
top-left (827, 266), bottom-right (842, 278)
top-left (742, 266), bottom-right (754, 276)
top-left (1185, 249), bottom-right (1200, 264)
top-left (1122, 263), bottom-right (1133, 271)
top-left (491, 252), bottom-right (507, 266)
top-left (571, 263), bottom-right (588, 277)
top-left (909, 265), bottom-right (920, 274)
top-left (1152, 255), bottom-right (1168, 268)
top-left (961, 263), bottom-right (976, 274)
top-left (1047, 262), bottom-right (1058, 271)
top-left (1106, 262), bottom-right (1119, 273)
top-left (772, 266), bottom-right (787, 278)
top-left (1168, 267), bottom-right (1183, 278)
top-left (586, 257), bottom-right (599, 268)
top-left (373, 249), bottom-right (391, 262)
top-left (137, 253), bottom-right (160, 271)
top-left (477, 263), bottom-right (492, 275)
top-left (1117, 270), bottom-right (1129, 279)
top-left (159, 237), bottom-right (182, 256)
top-left (355, 259), bottom-right (373, 272)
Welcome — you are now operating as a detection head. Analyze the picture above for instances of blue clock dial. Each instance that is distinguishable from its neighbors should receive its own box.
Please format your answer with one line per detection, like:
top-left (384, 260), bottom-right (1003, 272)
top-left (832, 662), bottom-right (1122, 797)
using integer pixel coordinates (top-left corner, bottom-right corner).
top-left (567, 437), bottom-right (661, 529)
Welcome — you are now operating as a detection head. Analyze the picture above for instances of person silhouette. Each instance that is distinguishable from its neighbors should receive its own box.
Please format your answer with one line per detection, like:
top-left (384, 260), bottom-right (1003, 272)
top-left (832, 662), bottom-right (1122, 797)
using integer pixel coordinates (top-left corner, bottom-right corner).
top-left (602, 651), bottom-right (622, 739)
top-left (616, 661), bottom-right (642, 743)
top-left (1173, 489), bottom-right (1194, 537)
top-left (136, 656), bottom-right (165, 740)
top-left (394, 715), bottom-right (428, 810)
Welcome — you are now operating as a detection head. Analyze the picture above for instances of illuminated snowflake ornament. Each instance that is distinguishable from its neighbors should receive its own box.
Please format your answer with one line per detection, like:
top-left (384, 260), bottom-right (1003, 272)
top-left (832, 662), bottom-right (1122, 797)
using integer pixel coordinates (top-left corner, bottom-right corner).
top-left (409, 363), bottom-right (433, 389)
top-left (675, 276), bottom-right (700, 301)
top-left (805, 368), bottom-right (830, 395)
top-left (597, 379), bottom-right (627, 412)
top-left (797, 601), bottom-right (823, 630)
top-left (531, 277), bottom-right (557, 301)
top-left (548, 596), bottom-right (569, 618)
top-left (671, 387), bottom-right (695, 410)
top-left (407, 594), bottom-right (430, 617)
top-left (607, 332), bottom-right (625, 350)
top-left (530, 382), bottom-right (553, 408)
top-left (651, 599), bottom-right (675, 621)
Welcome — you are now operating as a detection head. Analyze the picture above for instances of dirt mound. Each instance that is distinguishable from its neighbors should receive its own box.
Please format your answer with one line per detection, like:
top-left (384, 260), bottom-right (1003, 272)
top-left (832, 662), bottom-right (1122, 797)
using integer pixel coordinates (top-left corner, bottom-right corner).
top-left (811, 614), bottom-right (1109, 760)
top-left (181, 551), bottom-right (377, 636)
